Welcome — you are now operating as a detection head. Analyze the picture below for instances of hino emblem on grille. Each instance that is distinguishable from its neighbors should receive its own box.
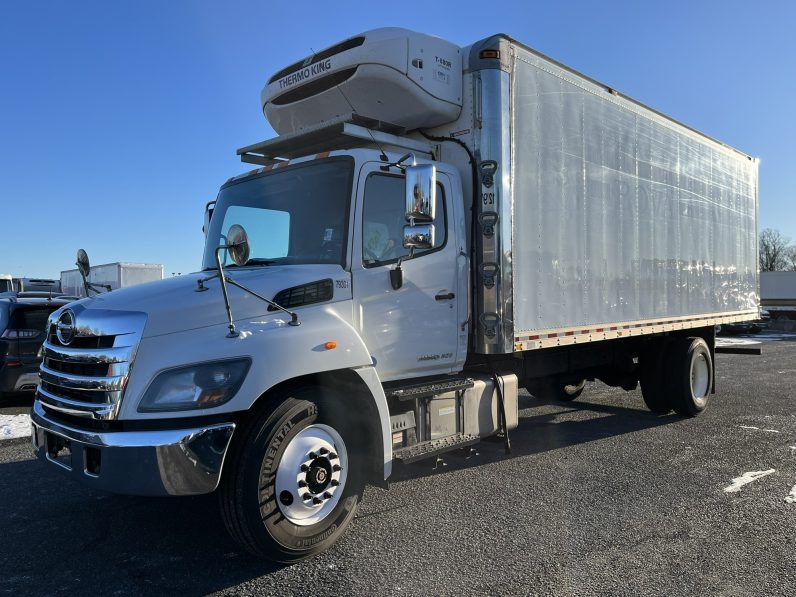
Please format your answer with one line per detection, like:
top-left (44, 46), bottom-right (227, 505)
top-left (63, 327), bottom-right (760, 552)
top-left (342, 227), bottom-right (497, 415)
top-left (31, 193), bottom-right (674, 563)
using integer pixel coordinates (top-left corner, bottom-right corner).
top-left (56, 309), bottom-right (76, 345)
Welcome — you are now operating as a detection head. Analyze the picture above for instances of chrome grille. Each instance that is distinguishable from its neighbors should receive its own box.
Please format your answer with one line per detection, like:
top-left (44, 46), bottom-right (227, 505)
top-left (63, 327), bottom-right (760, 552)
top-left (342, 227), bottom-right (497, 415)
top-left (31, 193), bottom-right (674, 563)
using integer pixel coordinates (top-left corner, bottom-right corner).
top-left (36, 307), bottom-right (146, 420)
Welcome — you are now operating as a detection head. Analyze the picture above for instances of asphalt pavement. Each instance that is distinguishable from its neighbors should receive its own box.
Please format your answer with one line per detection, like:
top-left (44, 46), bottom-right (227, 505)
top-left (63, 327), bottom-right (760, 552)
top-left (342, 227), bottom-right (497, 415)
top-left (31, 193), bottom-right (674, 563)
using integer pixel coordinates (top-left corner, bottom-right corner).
top-left (1, 334), bottom-right (795, 596)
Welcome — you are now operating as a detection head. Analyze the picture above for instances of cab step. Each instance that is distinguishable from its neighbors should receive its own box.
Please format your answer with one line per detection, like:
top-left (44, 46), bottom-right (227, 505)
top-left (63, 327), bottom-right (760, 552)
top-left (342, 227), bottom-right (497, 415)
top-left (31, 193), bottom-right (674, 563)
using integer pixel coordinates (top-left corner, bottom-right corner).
top-left (393, 433), bottom-right (479, 464)
top-left (386, 377), bottom-right (474, 401)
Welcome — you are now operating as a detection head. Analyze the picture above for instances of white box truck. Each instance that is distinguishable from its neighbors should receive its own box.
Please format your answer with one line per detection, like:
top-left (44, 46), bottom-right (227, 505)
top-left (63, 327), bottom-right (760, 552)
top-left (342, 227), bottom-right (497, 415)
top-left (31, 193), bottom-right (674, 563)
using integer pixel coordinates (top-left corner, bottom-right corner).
top-left (60, 262), bottom-right (164, 298)
top-left (32, 28), bottom-right (759, 562)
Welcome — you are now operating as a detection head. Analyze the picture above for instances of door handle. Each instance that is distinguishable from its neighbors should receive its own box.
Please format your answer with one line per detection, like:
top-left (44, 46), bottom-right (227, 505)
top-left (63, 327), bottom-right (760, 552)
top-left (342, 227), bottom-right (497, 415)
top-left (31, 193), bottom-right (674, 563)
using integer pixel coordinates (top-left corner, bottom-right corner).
top-left (435, 292), bottom-right (455, 301)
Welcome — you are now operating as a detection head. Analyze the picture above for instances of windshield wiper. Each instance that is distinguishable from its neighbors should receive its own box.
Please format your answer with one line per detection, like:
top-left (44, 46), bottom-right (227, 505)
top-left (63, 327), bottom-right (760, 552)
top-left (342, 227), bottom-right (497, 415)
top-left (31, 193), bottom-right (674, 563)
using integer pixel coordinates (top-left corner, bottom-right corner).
top-left (224, 258), bottom-right (279, 268)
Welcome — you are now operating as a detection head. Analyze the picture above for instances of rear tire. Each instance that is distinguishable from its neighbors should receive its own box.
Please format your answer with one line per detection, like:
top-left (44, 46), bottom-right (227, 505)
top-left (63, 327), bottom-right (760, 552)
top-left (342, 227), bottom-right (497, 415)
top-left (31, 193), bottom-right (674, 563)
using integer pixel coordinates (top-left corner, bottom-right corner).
top-left (219, 386), bottom-right (364, 563)
top-left (666, 337), bottom-right (712, 416)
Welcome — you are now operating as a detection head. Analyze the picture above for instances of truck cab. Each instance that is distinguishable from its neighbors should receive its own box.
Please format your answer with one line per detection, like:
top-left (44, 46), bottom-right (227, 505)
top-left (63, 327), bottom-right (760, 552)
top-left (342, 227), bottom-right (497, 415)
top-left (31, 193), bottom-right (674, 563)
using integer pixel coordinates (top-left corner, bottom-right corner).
top-left (209, 150), bottom-right (468, 379)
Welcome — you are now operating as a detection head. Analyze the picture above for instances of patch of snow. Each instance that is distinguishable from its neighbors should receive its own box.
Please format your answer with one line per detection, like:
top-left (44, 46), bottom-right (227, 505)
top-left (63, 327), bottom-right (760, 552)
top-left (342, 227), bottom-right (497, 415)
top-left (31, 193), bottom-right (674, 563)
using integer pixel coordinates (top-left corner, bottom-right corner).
top-left (0, 414), bottom-right (32, 440)
top-left (785, 485), bottom-right (796, 504)
top-left (724, 469), bottom-right (776, 493)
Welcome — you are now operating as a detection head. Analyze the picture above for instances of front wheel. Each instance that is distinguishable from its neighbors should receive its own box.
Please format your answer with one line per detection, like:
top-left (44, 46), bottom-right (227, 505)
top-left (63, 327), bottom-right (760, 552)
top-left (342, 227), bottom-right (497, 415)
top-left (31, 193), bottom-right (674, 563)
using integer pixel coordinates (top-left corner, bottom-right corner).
top-left (219, 388), bottom-right (364, 563)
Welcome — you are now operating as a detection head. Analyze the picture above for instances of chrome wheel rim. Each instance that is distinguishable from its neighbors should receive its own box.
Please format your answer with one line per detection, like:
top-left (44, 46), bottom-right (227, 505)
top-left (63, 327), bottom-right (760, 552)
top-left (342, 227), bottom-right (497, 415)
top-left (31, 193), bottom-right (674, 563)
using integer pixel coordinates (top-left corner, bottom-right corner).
top-left (690, 352), bottom-right (710, 399)
top-left (274, 424), bottom-right (348, 526)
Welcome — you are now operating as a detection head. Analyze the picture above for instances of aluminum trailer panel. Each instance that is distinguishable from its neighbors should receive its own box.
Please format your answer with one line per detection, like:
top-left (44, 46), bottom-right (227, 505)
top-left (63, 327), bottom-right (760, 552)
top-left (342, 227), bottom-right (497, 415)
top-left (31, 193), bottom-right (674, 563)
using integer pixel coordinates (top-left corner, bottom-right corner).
top-left (502, 41), bottom-right (758, 350)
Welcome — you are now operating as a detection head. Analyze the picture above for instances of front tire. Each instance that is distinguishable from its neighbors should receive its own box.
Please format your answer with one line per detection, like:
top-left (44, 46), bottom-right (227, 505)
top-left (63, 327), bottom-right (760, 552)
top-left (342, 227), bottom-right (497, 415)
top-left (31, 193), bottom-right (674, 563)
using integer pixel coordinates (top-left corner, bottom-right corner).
top-left (219, 387), bottom-right (363, 563)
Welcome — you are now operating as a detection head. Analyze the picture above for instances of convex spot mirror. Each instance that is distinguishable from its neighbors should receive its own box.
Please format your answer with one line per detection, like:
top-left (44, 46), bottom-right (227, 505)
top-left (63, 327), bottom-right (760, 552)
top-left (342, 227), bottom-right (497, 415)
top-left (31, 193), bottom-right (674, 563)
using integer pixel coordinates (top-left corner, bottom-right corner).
top-left (76, 249), bottom-right (91, 278)
top-left (402, 224), bottom-right (435, 251)
top-left (405, 164), bottom-right (436, 222)
top-left (225, 224), bottom-right (250, 266)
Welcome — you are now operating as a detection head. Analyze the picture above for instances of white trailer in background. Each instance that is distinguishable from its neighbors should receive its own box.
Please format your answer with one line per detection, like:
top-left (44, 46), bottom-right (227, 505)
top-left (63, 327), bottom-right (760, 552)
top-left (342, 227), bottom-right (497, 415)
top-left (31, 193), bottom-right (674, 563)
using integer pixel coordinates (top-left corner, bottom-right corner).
top-left (761, 271), bottom-right (796, 326)
top-left (60, 262), bottom-right (163, 297)
top-left (32, 28), bottom-right (759, 563)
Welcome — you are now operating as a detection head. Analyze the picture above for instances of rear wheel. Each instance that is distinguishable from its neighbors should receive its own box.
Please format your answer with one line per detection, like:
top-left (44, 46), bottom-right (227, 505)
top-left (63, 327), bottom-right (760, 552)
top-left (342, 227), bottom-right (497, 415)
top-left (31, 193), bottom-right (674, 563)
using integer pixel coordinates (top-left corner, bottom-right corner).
top-left (666, 337), bottom-right (713, 416)
top-left (219, 387), bottom-right (364, 563)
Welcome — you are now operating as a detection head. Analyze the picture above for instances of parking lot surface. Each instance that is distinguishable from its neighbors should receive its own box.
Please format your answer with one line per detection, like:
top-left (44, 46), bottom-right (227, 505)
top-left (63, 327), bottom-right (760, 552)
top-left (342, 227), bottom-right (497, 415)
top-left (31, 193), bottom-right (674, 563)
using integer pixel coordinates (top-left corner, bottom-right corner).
top-left (2, 334), bottom-right (795, 596)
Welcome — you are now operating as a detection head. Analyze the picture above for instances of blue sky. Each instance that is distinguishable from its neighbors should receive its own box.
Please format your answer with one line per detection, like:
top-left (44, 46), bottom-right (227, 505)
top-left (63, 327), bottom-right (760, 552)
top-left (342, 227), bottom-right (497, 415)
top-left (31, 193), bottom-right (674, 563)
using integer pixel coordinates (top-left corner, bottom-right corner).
top-left (1, 0), bottom-right (793, 278)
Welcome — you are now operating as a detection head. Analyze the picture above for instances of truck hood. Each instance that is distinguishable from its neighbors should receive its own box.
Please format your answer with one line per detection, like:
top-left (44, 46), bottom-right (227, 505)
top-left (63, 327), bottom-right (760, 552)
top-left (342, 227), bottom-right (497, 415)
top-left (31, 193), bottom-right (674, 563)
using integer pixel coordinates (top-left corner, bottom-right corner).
top-left (81, 265), bottom-right (349, 338)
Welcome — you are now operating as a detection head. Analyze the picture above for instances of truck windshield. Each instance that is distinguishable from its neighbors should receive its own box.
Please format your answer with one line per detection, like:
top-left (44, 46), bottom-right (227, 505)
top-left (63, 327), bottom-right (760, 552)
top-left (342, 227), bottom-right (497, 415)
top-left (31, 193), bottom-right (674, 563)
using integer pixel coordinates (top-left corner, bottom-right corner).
top-left (202, 157), bottom-right (353, 269)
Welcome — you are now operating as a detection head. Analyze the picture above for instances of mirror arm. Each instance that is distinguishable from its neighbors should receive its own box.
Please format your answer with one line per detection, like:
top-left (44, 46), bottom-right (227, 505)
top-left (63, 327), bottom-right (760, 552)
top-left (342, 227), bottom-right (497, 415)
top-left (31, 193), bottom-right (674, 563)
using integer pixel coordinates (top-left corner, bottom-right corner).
top-left (81, 275), bottom-right (91, 299)
top-left (214, 245), bottom-right (239, 338)
top-left (223, 278), bottom-right (300, 327)
top-left (204, 247), bottom-right (301, 336)
top-left (392, 152), bottom-right (417, 171)
top-left (195, 273), bottom-right (217, 292)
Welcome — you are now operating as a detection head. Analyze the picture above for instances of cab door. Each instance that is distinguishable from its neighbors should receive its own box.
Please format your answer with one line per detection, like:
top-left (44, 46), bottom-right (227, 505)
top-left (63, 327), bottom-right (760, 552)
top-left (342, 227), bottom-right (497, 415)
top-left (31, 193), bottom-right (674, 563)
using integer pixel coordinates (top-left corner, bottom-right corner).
top-left (351, 163), bottom-right (463, 381)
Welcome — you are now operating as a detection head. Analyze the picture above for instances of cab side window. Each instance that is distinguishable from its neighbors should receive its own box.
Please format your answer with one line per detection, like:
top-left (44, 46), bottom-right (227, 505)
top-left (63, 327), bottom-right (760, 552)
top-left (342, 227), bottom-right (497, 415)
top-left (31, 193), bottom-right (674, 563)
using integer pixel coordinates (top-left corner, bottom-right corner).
top-left (362, 174), bottom-right (446, 267)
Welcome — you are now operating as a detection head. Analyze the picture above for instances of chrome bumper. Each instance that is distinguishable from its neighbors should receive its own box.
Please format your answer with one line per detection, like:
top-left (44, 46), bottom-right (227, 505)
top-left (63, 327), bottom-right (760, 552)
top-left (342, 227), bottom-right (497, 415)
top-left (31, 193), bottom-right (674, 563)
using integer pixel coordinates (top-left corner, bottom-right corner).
top-left (31, 401), bottom-right (235, 496)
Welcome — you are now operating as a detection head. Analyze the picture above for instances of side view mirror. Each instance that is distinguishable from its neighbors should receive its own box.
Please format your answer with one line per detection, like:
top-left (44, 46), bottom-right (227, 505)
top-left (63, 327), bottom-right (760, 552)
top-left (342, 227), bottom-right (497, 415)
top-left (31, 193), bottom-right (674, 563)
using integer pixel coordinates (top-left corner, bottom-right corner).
top-left (75, 249), bottom-right (111, 296)
top-left (405, 164), bottom-right (436, 222)
top-left (402, 224), bottom-right (435, 250)
top-left (76, 249), bottom-right (91, 278)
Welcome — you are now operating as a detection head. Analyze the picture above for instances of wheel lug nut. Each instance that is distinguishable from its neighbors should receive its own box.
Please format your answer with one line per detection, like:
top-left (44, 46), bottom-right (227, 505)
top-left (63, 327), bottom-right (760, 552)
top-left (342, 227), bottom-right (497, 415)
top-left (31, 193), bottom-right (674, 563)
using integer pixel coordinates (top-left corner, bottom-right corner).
top-left (331, 479), bottom-right (340, 486)
top-left (309, 451), bottom-right (318, 459)
top-left (319, 447), bottom-right (329, 455)
top-left (312, 497), bottom-right (323, 505)
top-left (298, 480), bottom-right (307, 488)
top-left (302, 493), bottom-right (312, 501)
top-left (323, 491), bottom-right (332, 499)
top-left (333, 464), bottom-right (341, 472)
top-left (300, 464), bottom-right (309, 472)
top-left (329, 452), bottom-right (338, 460)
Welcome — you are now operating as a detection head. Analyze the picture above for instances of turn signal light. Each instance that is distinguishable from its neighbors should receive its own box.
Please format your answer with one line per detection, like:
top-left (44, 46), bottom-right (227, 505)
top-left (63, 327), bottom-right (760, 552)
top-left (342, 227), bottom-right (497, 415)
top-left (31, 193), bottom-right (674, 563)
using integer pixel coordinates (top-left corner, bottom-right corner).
top-left (324, 341), bottom-right (337, 350)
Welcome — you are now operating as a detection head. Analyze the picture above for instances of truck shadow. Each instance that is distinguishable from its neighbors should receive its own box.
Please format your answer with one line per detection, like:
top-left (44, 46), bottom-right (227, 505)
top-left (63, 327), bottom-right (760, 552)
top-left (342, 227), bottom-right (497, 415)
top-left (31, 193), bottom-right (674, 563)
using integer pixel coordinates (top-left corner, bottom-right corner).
top-left (0, 442), bottom-right (280, 594)
top-left (390, 391), bottom-right (679, 482)
top-left (0, 393), bottom-right (676, 593)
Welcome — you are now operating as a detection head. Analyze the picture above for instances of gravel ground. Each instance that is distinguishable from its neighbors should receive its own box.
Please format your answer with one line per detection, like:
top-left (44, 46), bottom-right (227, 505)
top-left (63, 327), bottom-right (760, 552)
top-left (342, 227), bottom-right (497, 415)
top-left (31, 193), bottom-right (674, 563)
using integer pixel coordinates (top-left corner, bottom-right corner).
top-left (1, 335), bottom-right (795, 596)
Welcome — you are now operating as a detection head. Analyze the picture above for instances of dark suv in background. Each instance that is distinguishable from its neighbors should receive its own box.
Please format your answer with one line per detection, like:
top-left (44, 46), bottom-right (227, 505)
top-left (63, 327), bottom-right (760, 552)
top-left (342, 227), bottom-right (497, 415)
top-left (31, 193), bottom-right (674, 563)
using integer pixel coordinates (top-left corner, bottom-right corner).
top-left (0, 296), bottom-right (72, 398)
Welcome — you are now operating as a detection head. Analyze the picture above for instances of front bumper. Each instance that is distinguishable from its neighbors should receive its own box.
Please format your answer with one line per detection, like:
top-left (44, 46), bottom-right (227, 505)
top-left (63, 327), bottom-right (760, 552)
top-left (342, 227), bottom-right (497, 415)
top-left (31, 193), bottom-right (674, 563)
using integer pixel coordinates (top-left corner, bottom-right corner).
top-left (31, 401), bottom-right (235, 496)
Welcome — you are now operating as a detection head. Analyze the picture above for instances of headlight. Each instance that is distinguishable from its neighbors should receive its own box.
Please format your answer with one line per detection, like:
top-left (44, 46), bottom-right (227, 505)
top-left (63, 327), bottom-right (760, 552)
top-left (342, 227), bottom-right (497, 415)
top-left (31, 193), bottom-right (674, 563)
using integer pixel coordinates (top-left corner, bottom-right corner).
top-left (138, 358), bottom-right (251, 412)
